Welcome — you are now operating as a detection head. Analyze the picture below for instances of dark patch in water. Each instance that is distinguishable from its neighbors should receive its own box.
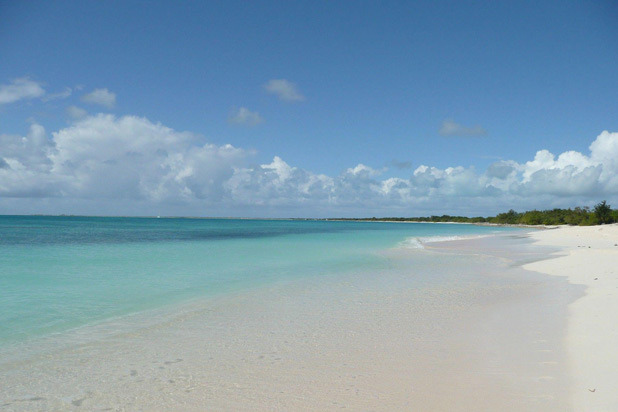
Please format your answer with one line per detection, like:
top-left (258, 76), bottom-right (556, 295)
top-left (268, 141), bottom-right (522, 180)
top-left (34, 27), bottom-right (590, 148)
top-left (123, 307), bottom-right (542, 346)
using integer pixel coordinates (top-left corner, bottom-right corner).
top-left (0, 216), bottom-right (394, 246)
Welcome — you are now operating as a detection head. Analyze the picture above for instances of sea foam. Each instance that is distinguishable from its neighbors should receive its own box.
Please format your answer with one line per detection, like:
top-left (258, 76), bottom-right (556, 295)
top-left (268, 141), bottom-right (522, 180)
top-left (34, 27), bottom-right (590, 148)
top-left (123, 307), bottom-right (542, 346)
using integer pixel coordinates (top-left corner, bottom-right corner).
top-left (398, 235), bottom-right (484, 249)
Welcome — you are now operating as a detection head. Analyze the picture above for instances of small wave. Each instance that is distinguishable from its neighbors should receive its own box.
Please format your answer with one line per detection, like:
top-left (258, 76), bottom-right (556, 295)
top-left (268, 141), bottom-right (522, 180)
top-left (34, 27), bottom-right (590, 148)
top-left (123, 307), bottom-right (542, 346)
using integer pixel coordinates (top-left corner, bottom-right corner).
top-left (399, 237), bottom-right (425, 249)
top-left (398, 235), bottom-right (483, 249)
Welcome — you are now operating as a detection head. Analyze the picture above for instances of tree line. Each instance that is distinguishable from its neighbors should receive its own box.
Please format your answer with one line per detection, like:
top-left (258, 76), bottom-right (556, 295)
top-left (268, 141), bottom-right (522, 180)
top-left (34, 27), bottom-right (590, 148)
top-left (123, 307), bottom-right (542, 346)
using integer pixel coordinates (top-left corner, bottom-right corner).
top-left (332, 201), bottom-right (618, 226)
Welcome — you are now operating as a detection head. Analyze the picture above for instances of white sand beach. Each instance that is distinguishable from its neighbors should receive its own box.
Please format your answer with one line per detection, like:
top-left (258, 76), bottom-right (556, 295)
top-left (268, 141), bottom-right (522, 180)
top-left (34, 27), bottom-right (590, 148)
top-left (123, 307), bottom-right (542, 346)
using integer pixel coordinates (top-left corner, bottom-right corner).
top-left (524, 224), bottom-right (618, 412)
top-left (1, 227), bottom-right (617, 411)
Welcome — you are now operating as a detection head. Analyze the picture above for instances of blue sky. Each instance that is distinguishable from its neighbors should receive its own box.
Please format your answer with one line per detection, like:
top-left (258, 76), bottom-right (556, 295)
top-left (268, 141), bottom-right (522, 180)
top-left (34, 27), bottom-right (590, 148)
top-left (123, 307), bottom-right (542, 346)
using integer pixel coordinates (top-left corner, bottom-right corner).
top-left (1, 1), bottom-right (617, 217)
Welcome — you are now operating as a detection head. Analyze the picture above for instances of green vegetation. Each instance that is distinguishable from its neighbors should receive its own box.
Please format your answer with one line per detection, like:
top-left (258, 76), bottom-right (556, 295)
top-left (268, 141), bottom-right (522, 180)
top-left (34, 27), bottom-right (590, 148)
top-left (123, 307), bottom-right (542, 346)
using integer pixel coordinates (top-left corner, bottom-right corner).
top-left (330, 201), bottom-right (617, 226)
top-left (594, 200), bottom-right (613, 224)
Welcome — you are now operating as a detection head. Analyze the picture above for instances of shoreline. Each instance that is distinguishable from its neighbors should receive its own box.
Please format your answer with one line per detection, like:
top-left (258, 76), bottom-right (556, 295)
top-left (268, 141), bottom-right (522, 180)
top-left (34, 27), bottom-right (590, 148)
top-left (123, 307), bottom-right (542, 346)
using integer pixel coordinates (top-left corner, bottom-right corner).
top-left (523, 224), bottom-right (618, 411)
top-left (324, 218), bottom-right (562, 229)
top-left (0, 213), bottom-right (587, 229)
top-left (1, 230), bottom-right (579, 411)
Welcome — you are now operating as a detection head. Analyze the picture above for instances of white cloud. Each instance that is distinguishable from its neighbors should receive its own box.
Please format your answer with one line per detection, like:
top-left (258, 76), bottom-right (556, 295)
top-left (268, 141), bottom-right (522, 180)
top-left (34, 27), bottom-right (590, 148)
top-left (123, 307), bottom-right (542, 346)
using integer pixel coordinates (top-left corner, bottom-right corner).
top-left (346, 164), bottom-right (382, 177)
top-left (1, 115), bottom-right (246, 202)
top-left (228, 107), bottom-right (264, 125)
top-left (48, 114), bottom-right (245, 200)
top-left (0, 123), bottom-right (57, 197)
top-left (224, 130), bottom-right (618, 213)
top-left (0, 78), bottom-right (45, 104)
top-left (225, 156), bottom-right (334, 206)
top-left (66, 105), bottom-right (88, 119)
top-left (439, 119), bottom-right (487, 137)
top-left (42, 87), bottom-right (72, 102)
top-left (590, 130), bottom-right (618, 191)
top-left (264, 79), bottom-right (305, 102)
top-left (522, 150), bottom-right (594, 182)
top-left (1, 117), bottom-right (617, 217)
top-left (81, 88), bottom-right (116, 108)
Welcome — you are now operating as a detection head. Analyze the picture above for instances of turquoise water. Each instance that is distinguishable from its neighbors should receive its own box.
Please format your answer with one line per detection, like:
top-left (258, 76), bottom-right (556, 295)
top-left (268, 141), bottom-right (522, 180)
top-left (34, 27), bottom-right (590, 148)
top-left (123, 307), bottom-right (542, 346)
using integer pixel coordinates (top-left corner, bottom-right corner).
top-left (0, 216), bottom-right (517, 345)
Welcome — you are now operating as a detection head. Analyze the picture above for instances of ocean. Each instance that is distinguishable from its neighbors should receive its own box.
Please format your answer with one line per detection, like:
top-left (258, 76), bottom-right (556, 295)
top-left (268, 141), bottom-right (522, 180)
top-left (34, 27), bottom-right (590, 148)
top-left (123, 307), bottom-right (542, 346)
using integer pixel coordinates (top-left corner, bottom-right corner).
top-left (0, 216), bottom-right (516, 347)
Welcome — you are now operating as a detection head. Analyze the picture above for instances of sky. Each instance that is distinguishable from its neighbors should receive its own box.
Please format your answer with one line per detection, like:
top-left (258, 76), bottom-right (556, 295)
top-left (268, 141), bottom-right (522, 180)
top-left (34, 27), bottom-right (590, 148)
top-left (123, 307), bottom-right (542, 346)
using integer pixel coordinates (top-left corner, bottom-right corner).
top-left (1, 0), bottom-right (617, 217)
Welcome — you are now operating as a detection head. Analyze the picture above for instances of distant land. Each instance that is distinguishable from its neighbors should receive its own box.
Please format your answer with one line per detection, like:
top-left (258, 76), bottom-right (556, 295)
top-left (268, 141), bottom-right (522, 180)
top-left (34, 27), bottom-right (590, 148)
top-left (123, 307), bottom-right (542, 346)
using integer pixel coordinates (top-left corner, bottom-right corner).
top-left (327, 201), bottom-right (618, 226)
top-left (8, 201), bottom-right (618, 226)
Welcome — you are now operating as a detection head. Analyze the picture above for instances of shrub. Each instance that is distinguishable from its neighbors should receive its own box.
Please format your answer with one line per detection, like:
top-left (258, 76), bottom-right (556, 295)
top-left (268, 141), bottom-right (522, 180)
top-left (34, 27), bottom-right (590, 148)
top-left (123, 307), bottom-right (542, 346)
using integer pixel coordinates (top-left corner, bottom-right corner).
top-left (594, 201), bottom-right (614, 224)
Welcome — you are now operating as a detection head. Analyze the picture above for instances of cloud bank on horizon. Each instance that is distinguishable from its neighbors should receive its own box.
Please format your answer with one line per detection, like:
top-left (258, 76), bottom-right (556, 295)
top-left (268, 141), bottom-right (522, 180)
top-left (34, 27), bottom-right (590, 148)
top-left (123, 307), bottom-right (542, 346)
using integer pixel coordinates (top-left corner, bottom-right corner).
top-left (1, 105), bottom-right (617, 217)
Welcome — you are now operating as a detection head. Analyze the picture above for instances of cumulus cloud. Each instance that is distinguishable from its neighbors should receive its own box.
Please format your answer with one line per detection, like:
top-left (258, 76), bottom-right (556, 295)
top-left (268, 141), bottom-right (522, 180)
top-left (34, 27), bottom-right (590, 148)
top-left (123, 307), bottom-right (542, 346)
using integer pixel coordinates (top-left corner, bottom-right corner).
top-left (66, 105), bottom-right (88, 119)
top-left (439, 119), bottom-right (487, 137)
top-left (228, 107), bottom-right (264, 125)
top-left (0, 78), bottom-right (45, 104)
top-left (1, 114), bottom-right (246, 201)
top-left (0, 123), bottom-right (57, 197)
top-left (589, 131), bottom-right (618, 191)
top-left (264, 79), bottom-right (305, 102)
top-left (1, 116), bottom-right (617, 216)
top-left (346, 164), bottom-right (382, 178)
top-left (226, 156), bottom-right (334, 206)
top-left (81, 88), bottom-right (116, 108)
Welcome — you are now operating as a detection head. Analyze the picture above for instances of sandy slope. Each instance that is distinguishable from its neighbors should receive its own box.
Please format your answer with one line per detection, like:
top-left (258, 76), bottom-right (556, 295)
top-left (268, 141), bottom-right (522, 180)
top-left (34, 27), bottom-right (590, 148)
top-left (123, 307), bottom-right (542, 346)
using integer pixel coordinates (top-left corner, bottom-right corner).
top-left (524, 224), bottom-right (618, 412)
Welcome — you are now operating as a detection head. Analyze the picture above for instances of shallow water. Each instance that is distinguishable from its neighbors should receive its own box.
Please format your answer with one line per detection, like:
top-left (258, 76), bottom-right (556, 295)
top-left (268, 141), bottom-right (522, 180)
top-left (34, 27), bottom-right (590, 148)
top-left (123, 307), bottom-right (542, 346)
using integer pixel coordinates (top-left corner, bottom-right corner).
top-left (0, 228), bottom-right (581, 411)
top-left (0, 216), bottom-right (515, 346)
top-left (1, 217), bottom-right (582, 411)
